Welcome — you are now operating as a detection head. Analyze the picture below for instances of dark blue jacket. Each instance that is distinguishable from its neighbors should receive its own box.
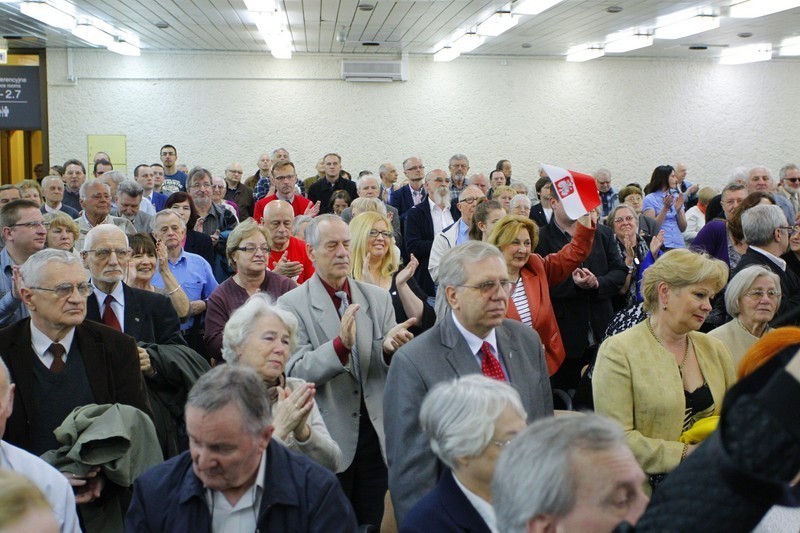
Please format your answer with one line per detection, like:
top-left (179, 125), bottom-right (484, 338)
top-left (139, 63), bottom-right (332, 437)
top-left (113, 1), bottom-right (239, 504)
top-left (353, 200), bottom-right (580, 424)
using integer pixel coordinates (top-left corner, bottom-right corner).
top-left (125, 440), bottom-right (358, 532)
top-left (403, 199), bottom-right (460, 298)
top-left (391, 184), bottom-right (426, 221)
top-left (401, 470), bottom-right (491, 533)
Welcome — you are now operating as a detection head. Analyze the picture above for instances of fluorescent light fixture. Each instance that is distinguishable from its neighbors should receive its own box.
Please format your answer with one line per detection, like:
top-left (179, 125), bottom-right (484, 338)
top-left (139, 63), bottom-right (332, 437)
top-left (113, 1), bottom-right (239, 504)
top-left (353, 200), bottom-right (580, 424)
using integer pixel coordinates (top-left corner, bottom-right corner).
top-left (20, 1), bottom-right (75, 30)
top-left (604, 30), bottom-right (653, 53)
top-left (654, 14), bottom-right (719, 40)
top-left (730, 0), bottom-right (800, 18)
top-left (453, 32), bottom-right (485, 53)
top-left (477, 12), bottom-right (518, 37)
top-left (566, 45), bottom-right (604, 62)
top-left (513, 0), bottom-right (566, 16)
top-left (73, 21), bottom-right (115, 46)
top-left (780, 36), bottom-right (800, 55)
top-left (253, 11), bottom-right (283, 40)
top-left (720, 42), bottom-right (772, 64)
top-left (244, 0), bottom-right (277, 12)
top-left (433, 46), bottom-right (460, 62)
top-left (268, 30), bottom-right (292, 59)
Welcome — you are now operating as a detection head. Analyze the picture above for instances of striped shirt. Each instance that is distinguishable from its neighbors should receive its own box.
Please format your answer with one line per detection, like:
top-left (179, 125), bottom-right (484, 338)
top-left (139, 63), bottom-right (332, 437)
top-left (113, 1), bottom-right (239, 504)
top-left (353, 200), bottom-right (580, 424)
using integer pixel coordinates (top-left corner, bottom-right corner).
top-left (512, 278), bottom-right (532, 327)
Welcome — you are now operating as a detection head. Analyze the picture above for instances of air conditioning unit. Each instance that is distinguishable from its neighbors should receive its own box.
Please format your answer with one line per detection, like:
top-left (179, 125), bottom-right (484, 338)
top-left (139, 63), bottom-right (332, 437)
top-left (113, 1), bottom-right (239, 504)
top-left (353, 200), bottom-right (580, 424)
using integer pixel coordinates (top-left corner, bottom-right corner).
top-left (341, 59), bottom-right (407, 82)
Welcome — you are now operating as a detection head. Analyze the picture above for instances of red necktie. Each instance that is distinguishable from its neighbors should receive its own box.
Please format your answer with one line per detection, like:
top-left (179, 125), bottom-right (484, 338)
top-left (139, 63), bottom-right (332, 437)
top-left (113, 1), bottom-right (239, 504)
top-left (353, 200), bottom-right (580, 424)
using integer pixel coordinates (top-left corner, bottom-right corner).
top-left (102, 294), bottom-right (122, 331)
top-left (480, 342), bottom-right (507, 381)
top-left (49, 343), bottom-right (66, 374)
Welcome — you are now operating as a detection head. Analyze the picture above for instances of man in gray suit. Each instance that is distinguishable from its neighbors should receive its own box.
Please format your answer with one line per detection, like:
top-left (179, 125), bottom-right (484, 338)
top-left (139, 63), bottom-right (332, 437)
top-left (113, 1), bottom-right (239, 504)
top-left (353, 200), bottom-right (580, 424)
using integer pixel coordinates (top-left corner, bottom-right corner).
top-left (278, 214), bottom-right (414, 528)
top-left (384, 240), bottom-right (554, 524)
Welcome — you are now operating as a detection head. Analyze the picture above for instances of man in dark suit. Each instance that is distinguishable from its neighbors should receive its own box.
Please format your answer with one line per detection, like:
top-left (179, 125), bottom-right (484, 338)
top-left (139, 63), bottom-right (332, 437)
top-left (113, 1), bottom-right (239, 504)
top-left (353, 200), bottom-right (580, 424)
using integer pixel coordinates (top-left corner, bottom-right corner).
top-left (307, 153), bottom-right (358, 215)
top-left (82, 225), bottom-right (184, 346)
top-left (732, 203), bottom-right (800, 326)
top-left (40, 176), bottom-right (80, 218)
top-left (390, 156), bottom-right (427, 220)
top-left (535, 190), bottom-right (627, 391)
top-left (403, 169), bottom-right (461, 300)
top-left (0, 248), bottom-right (150, 501)
top-left (384, 241), bottom-right (553, 524)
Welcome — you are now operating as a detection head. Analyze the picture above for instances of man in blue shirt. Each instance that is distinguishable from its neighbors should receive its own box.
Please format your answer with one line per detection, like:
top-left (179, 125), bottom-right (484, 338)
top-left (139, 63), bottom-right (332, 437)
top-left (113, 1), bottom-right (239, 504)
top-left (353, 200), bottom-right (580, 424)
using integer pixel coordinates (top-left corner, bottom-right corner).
top-left (150, 210), bottom-right (218, 357)
top-left (0, 200), bottom-right (47, 327)
top-left (159, 144), bottom-right (187, 195)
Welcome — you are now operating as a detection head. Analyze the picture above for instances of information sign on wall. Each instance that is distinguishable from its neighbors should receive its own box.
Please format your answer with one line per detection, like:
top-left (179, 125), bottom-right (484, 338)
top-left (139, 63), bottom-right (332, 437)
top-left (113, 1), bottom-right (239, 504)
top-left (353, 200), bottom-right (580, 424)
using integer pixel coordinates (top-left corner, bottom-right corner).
top-left (0, 66), bottom-right (41, 130)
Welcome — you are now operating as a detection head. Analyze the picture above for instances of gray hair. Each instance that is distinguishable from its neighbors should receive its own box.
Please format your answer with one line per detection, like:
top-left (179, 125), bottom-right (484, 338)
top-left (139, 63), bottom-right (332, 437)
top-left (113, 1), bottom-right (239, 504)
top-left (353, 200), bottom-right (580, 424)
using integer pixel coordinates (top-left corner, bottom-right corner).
top-left (493, 414), bottom-right (626, 533)
top-left (593, 168), bottom-right (611, 180)
top-left (725, 265), bottom-right (782, 316)
top-left (100, 170), bottom-right (126, 186)
top-left (749, 165), bottom-right (773, 182)
top-left (509, 194), bottom-right (531, 210)
top-left (356, 173), bottom-right (379, 192)
top-left (150, 209), bottom-right (186, 233)
top-left (420, 375), bottom-right (526, 471)
top-left (83, 224), bottom-right (128, 252)
top-left (728, 167), bottom-right (749, 185)
top-left (271, 147), bottom-right (289, 159)
top-left (378, 163), bottom-right (392, 177)
top-left (79, 180), bottom-right (111, 199)
top-left (186, 364), bottom-right (273, 436)
top-left (40, 175), bottom-right (63, 189)
top-left (721, 182), bottom-right (746, 196)
top-left (20, 249), bottom-right (84, 289)
top-left (117, 180), bottom-right (144, 199)
top-left (221, 293), bottom-right (298, 364)
top-left (350, 197), bottom-right (386, 217)
top-left (438, 241), bottom-right (505, 290)
top-left (780, 163), bottom-right (799, 181)
top-left (742, 204), bottom-right (787, 246)
top-left (292, 215), bottom-right (313, 238)
top-left (510, 181), bottom-right (529, 196)
top-left (304, 214), bottom-right (346, 250)
top-left (448, 154), bottom-right (469, 167)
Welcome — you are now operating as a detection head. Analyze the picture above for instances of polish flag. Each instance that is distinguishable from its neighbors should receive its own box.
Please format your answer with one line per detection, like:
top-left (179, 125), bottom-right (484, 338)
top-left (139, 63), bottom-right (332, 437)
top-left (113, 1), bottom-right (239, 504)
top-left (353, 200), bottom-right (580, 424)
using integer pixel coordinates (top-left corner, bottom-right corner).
top-left (540, 163), bottom-right (601, 220)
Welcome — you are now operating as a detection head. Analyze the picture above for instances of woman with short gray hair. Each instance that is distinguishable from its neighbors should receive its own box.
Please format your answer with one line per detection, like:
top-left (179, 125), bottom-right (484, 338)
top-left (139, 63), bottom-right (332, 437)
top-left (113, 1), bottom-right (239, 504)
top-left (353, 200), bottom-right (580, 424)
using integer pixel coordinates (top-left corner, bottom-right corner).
top-left (401, 374), bottom-right (527, 532)
top-left (708, 265), bottom-right (781, 368)
top-left (222, 293), bottom-right (341, 472)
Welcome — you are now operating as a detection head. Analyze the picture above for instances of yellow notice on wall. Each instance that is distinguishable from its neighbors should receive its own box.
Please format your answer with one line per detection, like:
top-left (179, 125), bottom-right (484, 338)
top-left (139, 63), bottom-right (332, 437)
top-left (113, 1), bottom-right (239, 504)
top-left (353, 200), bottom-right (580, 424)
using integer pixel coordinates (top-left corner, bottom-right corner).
top-left (87, 135), bottom-right (127, 176)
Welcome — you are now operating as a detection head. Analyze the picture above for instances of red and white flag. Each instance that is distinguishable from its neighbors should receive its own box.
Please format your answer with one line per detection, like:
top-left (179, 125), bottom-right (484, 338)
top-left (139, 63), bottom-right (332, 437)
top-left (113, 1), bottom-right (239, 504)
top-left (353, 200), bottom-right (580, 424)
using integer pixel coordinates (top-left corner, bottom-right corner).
top-left (539, 163), bottom-right (601, 220)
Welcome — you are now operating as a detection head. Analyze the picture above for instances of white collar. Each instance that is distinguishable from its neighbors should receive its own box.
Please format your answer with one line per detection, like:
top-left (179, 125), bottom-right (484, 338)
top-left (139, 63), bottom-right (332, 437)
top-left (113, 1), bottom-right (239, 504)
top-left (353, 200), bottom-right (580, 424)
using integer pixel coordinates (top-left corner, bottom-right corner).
top-left (92, 280), bottom-right (126, 306)
top-left (452, 473), bottom-right (499, 533)
top-left (750, 245), bottom-right (787, 271)
top-left (30, 320), bottom-right (75, 356)
top-left (450, 312), bottom-right (498, 357)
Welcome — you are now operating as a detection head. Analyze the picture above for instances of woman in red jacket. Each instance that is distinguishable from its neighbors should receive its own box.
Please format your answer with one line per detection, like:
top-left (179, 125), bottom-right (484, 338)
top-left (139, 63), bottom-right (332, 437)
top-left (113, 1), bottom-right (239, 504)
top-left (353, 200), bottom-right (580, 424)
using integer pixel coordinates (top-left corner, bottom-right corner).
top-left (487, 214), bottom-right (595, 375)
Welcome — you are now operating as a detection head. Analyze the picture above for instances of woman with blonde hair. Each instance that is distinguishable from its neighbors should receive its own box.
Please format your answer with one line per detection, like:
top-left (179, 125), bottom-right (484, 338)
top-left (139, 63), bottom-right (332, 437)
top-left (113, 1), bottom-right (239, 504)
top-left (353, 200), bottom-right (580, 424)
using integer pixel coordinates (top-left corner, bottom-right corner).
top-left (487, 214), bottom-right (594, 375)
top-left (17, 180), bottom-right (42, 207)
top-left (42, 211), bottom-right (79, 253)
top-left (350, 211), bottom-right (435, 334)
top-left (594, 249), bottom-right (736, 492)
top-left (0, 470), bottom-right (59, 533)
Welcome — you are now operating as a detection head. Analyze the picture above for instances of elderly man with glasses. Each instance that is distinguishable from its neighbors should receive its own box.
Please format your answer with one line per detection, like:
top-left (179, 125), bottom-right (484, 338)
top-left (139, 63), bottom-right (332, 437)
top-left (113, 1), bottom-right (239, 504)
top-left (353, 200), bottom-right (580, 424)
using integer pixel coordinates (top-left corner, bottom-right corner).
top-left (82, 225), bottom-right (185, 346)
top-left (222, 162), bottom-right (254, 219)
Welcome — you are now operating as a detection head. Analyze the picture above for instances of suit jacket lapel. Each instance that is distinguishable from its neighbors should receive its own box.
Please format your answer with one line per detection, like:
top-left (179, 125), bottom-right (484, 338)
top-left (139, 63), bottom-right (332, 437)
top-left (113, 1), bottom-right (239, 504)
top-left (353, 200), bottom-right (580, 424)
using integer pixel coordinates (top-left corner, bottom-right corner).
top-left (86, 293), bottom-right (101, 322)
top-left (308, 276), bottom-right (344, 349)
top-left (350, 280), bottom-right (373, 380)
top-left (122, 284), bottom-right (141, 339)
top-left (75, 323), bottom-right (110, 403)
top-left (441, 314), bottom-right (481, 376)
top-left (496, 323), bottom-right (536, 410)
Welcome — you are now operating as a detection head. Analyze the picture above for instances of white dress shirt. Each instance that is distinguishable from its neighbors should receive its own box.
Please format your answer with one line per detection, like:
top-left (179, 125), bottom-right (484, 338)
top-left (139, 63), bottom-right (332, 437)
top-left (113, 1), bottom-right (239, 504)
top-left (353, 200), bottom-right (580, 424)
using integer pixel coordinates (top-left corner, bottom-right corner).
top-left (428, 198), bottom-right (454, 235)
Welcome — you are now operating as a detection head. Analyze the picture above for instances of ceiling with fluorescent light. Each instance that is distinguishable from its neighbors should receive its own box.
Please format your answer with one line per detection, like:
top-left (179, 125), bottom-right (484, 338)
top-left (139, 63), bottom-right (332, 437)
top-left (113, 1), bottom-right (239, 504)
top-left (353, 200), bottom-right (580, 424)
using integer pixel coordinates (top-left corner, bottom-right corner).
top-left (1, 0), bottom-right (800, 60)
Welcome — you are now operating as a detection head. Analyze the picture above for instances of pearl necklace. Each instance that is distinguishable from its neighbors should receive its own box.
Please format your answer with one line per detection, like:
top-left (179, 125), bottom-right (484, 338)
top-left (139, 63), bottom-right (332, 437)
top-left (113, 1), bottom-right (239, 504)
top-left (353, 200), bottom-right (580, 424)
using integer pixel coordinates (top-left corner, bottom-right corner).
top-left (646, 318), bottom-right (690, 375)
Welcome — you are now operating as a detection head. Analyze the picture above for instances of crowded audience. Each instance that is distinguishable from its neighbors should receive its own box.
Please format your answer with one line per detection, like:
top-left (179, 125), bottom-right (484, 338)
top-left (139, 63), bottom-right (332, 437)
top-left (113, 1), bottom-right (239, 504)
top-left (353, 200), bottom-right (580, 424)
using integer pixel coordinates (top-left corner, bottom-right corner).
top-left (2, 150), bottom-right (799, 533)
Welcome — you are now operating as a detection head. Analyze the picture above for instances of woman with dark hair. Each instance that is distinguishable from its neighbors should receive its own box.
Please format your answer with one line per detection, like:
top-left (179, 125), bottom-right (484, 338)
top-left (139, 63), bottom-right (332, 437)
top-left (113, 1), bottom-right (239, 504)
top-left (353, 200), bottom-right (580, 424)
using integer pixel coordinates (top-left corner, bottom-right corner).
top-left (643, 165), bottom-right (687, 250)
top-left (126, 233), bottom-right (191, 320)
top-left (164, 192), bottom-right (214, 265)
top-left (330, 190), bottom-right (352, 216)
top-left (469, 200), bottom-right (506, 241)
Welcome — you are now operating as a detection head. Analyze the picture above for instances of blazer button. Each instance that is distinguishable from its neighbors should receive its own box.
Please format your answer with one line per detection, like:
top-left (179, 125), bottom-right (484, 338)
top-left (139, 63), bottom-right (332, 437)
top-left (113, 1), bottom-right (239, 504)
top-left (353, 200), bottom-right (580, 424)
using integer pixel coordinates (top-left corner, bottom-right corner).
top-left (351, 412), bottom-right (359, 418)
top-left (352, 390), bottom-right (359, 396)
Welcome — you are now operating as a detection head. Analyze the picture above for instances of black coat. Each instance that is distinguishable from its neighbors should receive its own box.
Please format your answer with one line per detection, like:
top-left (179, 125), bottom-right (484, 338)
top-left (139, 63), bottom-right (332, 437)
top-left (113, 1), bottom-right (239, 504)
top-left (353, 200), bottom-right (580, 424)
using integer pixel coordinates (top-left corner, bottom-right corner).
top-left (732, 248), bottom-right (800, 327)
top-left (403, 200), bottom-right (460, 298)
top-left (535, 221), bottom-right (627, 359)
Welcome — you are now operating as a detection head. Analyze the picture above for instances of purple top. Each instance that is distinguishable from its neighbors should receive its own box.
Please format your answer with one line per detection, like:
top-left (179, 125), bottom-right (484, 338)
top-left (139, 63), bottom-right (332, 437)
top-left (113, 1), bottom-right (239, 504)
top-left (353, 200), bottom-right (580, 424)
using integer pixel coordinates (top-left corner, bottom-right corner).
top-left (690, 219), bottom-right (730, 266)
top-left (204, 271), bottom-right (297, 361)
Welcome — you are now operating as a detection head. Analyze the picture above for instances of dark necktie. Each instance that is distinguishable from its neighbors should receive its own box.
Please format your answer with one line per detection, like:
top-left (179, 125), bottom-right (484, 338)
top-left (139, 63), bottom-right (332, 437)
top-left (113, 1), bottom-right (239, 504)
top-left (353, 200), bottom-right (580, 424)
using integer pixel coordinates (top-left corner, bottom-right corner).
top-left (102, 294), bottom-right (122, 331)
top-left (480, 342), bottom-right (507, 381)
top-left (49, 343), bottom-right (66, 374)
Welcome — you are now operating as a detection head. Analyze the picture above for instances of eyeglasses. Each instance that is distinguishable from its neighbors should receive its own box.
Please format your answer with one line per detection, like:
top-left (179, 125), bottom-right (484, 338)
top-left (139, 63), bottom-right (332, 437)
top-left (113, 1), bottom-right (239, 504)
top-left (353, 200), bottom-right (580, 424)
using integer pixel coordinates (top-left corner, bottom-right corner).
top-left (368, 230), bottom-right (393, 239)
top-left (459, 196), bottom-right (485, 205)
top-left (490, 439), bottom-right (513, 448)
top-left (457, 280), bottom-right (515, 296)
top-left (236, 244), bottom-right (269, 255)
top-left (779, 226), bottom-right (800, 236)
top-left (211, 184), bottom-right (226, 190)
top-left (29, 282), bottom-right (93, 298)
top-left (745, 289), bottom-right (781, 300)
top-left (226, 170), bottom-right (243, 175)
top-left (9, 220), bottom-right (49, 229)
top-left (84, 248), bottom-right (133, 260)
top-left (613, 215), bottom-right (636, 224)
top-left (190, 182), bottom-right (212, 189)
top-left (404, 165), bottom-right (425, 172)
top-left (785, 177), bottom-right (800, 183)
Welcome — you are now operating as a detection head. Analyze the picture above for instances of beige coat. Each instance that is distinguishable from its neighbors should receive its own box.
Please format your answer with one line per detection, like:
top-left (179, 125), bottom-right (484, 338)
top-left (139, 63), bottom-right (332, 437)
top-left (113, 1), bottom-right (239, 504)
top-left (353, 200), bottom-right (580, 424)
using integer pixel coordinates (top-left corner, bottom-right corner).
top-left (593, 321), bottom-right (736, 475)
top-left (707, 319), bottom-right (771, 371)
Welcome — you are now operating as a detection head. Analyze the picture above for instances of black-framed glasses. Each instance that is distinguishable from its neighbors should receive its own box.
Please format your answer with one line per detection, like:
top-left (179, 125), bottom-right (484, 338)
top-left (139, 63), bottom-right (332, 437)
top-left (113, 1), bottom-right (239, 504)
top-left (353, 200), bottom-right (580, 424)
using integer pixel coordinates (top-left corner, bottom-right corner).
top-left (779, 226), bottom-right (800, 236)
top-left (29, 282), bottom-right (93, 298)
top-left (9, 220), bottom-right (49, 229)
top-left (457, 280), bottom-right (515, 296)
top-left (236, 244), bottom-right (269, 255)
top-left (83, 248), bottom-right (132, 260)
top-left (368, 230), bottom-right (393, 239)
top-left (459, 196), bottom-right (485, 205)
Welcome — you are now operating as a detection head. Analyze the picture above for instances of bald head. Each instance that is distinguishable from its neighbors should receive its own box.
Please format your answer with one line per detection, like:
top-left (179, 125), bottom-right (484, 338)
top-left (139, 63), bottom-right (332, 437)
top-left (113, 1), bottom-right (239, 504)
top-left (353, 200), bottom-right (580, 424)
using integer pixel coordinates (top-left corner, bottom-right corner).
top-left (262, 200), bottom-right (294, 250)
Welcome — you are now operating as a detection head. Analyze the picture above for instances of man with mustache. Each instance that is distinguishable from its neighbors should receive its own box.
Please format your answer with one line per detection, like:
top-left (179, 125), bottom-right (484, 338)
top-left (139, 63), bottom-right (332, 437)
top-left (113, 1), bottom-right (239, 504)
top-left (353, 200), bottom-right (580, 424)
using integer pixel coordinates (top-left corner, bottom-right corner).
top-left (448, 154), bottom-right (470, 202)
top-left (404, 169), bottom-right (460, 302)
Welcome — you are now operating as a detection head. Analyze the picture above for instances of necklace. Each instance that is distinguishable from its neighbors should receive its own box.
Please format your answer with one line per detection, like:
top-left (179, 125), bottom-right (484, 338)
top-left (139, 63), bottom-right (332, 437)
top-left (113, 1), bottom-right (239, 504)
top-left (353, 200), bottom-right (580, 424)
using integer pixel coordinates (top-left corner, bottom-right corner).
top-left (646, 318), bottom-right (690, 374)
